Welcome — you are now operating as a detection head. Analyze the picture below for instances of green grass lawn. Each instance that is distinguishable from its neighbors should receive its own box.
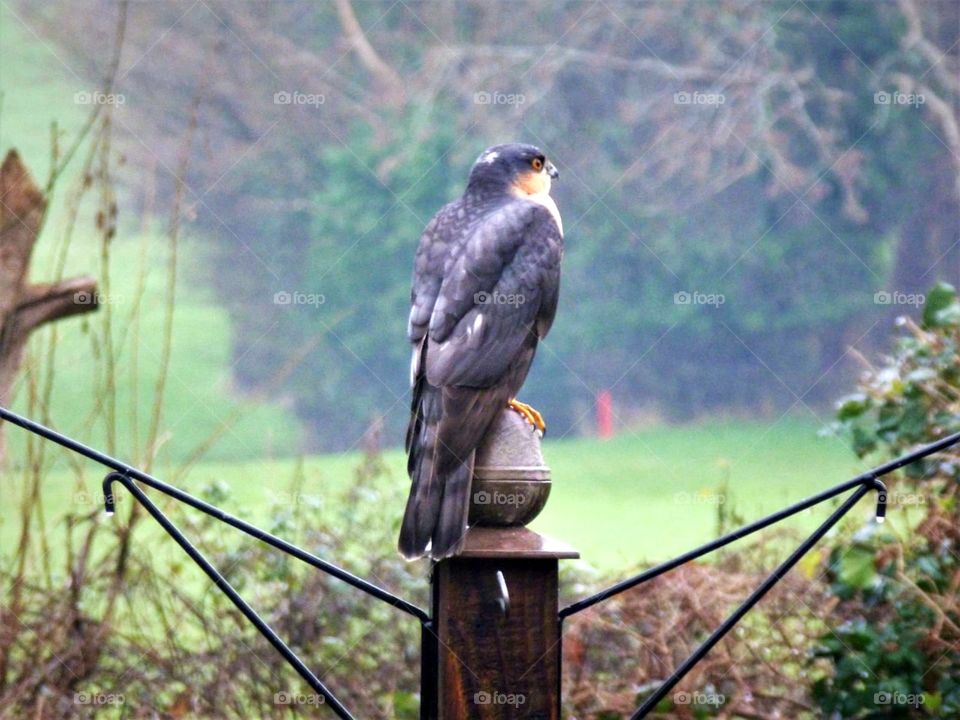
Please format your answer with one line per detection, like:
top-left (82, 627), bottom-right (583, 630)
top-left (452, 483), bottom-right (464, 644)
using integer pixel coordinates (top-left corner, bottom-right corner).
top-left (3, 416), bottom-right (876, 574)
top-left (534, 416), bottom-right (873, 569)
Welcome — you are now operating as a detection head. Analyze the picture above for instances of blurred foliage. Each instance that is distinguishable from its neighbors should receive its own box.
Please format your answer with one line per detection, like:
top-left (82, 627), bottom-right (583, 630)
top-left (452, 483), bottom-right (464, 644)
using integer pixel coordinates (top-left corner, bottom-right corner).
top-left (0, 451), bottom-right (431, 719)
top-left (270, 108), bottom-right (463, 446)
top-left (18, 0), bottom-right (958, 449)
top-left (814, 283), bottom-right (960, 718)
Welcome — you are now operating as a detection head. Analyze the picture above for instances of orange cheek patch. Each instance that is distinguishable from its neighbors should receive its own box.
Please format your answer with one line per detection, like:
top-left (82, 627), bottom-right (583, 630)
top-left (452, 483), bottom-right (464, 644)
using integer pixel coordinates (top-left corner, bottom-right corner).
top-left (513, 170), bottom-right (549, 196)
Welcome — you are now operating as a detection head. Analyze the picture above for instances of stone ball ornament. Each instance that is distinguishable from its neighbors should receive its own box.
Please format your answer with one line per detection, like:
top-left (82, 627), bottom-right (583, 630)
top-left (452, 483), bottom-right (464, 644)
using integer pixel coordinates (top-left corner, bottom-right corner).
top-left (468, 408), bottom-right (551, 527)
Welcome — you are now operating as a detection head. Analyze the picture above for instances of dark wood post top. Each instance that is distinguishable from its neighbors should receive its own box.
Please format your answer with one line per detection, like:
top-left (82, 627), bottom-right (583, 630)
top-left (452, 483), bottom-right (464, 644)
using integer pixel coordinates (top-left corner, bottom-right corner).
top-left (457, 526), bottom-right (580, 560)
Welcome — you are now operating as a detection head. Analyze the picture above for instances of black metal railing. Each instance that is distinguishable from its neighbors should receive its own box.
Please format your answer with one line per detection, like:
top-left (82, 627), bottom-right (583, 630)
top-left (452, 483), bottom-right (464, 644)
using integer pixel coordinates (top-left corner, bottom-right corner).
top-left (0, 406), bottom-right (433, 720)
top-left (3, 403), bottom-right (959, 719)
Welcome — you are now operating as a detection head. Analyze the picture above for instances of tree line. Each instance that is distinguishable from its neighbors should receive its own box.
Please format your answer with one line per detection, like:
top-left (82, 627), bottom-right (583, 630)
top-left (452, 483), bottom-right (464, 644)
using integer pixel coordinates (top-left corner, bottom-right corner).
top-left (24, 0), bottom-right (959, 449)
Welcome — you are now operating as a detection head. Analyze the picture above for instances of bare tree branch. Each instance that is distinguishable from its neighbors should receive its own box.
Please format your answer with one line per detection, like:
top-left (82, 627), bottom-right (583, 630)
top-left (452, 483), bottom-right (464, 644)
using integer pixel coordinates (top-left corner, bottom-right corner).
top-left (334, 0), bottom-right (405, 106)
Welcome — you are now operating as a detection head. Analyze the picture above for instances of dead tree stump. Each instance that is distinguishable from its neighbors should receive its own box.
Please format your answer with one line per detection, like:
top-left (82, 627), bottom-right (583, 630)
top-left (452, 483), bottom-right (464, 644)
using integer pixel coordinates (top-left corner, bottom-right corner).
top-left (0, 149), bottom-right (98, 460)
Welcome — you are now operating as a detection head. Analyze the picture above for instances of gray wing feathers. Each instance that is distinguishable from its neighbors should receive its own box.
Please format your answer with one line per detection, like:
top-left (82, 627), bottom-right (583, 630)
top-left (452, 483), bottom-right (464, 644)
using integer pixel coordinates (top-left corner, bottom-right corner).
top-left (427, 203), bottom-right (532, 343)
top-left (426, 202), bottom-right (562, 388)
top-left (408, 208), bottom-right (455, 342)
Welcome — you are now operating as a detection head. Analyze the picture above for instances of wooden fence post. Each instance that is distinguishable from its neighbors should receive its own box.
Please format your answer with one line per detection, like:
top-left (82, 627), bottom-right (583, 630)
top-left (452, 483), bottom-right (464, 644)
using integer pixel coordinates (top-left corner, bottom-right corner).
top-left (431, 526), bottom-right (578, 719)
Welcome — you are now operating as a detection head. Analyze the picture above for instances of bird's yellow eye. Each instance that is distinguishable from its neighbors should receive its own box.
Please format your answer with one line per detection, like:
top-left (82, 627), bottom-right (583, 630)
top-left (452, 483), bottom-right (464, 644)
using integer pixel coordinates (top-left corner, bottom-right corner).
top-left (531, 157), bottom-right (544, 171)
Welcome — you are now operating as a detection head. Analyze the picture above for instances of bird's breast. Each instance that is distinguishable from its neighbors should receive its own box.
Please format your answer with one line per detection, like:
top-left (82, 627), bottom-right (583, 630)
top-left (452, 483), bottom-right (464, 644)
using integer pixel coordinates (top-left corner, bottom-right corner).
top-left (512, 189), bottom-right (563, 236)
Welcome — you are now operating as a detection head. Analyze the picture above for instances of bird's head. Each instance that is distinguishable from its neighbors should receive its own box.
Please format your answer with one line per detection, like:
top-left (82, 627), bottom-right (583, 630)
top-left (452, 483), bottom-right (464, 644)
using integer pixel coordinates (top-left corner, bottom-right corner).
top-left (467, 143), bottom-right (559, 196)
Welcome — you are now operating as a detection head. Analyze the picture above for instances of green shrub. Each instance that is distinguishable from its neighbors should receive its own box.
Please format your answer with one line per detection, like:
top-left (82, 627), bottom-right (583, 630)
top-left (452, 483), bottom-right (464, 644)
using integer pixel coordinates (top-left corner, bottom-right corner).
top-left (813, 283), bottom-right (960, 718)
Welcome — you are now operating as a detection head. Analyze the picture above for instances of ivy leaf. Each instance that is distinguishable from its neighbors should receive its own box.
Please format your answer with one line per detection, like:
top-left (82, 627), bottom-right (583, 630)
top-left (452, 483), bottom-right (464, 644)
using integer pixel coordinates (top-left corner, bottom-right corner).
top-left (838, 547), bottom-right (877, 590)
top-left (922, 282), bottom-right (956, 328)
top-left (837, 394), bottom-right (869, 420)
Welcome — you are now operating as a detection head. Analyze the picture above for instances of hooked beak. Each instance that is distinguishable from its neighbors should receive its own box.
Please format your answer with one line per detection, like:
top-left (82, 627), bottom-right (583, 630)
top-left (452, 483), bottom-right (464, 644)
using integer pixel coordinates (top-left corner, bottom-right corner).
top-left (546, 161), bottom-right (559, 180)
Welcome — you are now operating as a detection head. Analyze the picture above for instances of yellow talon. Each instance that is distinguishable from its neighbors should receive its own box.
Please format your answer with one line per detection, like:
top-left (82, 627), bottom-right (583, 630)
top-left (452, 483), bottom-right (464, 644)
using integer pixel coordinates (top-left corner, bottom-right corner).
top-left (507, 398), bottom-right (546, 435)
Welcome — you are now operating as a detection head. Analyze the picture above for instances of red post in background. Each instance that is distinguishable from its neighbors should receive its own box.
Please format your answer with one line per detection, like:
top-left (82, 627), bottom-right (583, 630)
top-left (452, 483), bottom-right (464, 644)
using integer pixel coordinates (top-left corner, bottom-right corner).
top-left (596, 389), bottom-right (614, 439)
